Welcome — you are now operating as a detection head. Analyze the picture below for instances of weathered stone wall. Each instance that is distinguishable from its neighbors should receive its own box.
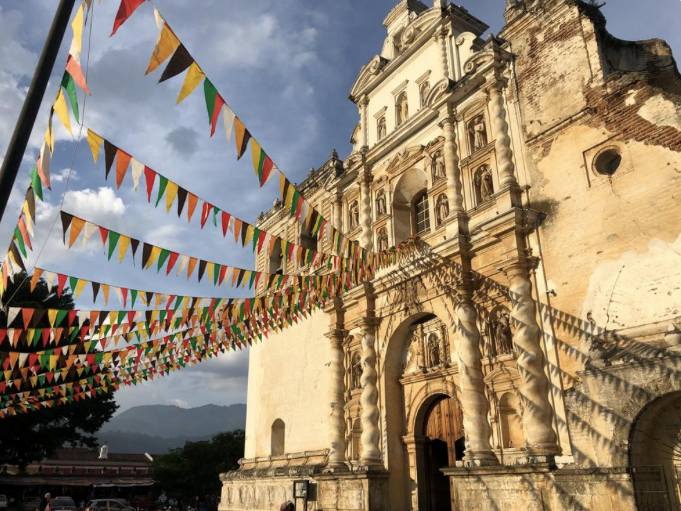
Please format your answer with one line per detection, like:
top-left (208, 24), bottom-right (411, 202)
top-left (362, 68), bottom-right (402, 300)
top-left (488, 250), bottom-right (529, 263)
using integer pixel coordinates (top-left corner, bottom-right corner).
top-left (503, 0), bottom-right (681, 379)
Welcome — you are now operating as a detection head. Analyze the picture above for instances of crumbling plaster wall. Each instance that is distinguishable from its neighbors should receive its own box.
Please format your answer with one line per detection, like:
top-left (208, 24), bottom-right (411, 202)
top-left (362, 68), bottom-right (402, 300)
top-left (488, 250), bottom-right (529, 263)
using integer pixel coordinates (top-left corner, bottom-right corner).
top-left (506, 0), bottom-right (681, 379)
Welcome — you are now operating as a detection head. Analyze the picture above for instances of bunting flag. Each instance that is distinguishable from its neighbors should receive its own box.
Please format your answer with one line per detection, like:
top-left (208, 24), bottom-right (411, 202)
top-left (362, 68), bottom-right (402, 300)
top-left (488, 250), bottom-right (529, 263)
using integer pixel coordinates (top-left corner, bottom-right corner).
top-left (65, 1), bottom-right (90, 94)
top-left (111, 0), bottom-right (147, 36)
top-left (53, 90), bottom-right (73, 134)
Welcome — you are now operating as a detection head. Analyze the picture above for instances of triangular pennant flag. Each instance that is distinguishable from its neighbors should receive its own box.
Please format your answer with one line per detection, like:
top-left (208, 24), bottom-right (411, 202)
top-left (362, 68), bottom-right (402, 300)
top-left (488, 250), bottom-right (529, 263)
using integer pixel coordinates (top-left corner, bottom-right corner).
top-left (176, 62), bottom-right (205, 105)
top-left (60, 72), bottom-right (79, 124)
top-left (65, 55), bottom-right (90, 94)
top-left (111, 0), bottom-right (147, 36)
top-left (155, 176), bottom-right (169, 207)
top-left (210, 94), bottom-right (225, 137)
top-left (159, 44), bottom-right (193, 83)
top-left (38, 141), bottom-right (51, 190)
top-left (115, 149), bottom-right (132, 189)
top-left (222, 104), bottom-right (235, 141)
top-left (131, 158), bottom-right (144, 192)
top-left (60, 212), bottom-right (74, 243)
top-left (118, 235), bottom-right (131, 263)
top-left (146, 23), bottom-right (180, 75)
top-left (68, 217), bottom-right (86, 248)
top-left (107, 231), bottom-right (121, 261)
top-left (104, 140), bottom-right (117, 180)
top-left (53, 90), bottom-right (72, 134)
top-left (177, 187), bottom-right (188, 217)
top-left (234, 117), bottom-right (251, 159)
top-left (86, 129), bottom-right (104, 163)
top-left (165, 181), bottom-right (179, 213)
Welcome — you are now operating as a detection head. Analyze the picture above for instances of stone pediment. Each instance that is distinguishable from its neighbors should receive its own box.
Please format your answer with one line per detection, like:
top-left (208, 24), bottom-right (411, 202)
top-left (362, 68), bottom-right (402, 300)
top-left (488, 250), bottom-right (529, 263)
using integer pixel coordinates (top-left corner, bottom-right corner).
top-left (350, 56), bottom-right (389, 100)
top-left (382, 144), bottom-right (425, 174)
top-left (463, 38), bottom-right (513, 76)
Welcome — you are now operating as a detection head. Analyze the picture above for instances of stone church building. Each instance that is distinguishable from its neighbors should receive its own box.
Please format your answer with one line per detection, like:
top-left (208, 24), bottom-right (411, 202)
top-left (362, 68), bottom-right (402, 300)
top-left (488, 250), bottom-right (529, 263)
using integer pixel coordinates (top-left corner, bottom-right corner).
top-left (219, 0), bottom-right (681, 510)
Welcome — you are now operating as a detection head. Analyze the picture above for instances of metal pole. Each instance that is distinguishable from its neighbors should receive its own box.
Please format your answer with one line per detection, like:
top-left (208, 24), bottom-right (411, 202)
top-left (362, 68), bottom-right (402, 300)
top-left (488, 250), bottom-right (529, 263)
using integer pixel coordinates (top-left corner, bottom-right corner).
top-left (0, 0), bottom-right (77, 224)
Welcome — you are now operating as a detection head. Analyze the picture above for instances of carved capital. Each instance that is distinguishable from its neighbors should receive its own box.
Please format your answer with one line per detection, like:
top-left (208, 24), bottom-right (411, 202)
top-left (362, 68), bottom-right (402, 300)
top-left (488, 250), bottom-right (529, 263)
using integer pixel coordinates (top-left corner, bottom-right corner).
top-left (325, 329), bottom-right (348, 347)
top-left (495, 254), bottom-right (540, 279)
top-left (433, 26), bottom-right (449, 41)
top-left (359, 95), bottom-right (370, 108)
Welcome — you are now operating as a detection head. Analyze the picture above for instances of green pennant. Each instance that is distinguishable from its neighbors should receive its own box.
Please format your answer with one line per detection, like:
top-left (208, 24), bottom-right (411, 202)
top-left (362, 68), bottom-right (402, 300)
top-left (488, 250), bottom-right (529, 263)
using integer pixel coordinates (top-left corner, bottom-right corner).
top-left (13, 228), bottom-right (27, 258)
top-left (69, 276), bottom-right (78, 293)
top-left (131, 289), bottom-right (138, 307)
top-left (248, 271), bottom-right (257, 290)
top-left (252, 228), bottom-right (260, 252)
top-left (55, 309), bottom-right (68, 327)
top-left (157, 248), bottom-right (171, 272)
top-left (60, 72), bottom-right (79, 123)
top-left (107, 231), bottom-right (121, 260)
top-left (290, 190), bottom-right (300, 217)
top-left (204, 79), bottom-right (218, 124)
top-left (212, 206), bottom-right (219, 227)
top-left (155, 176), bottom-right (169, 207)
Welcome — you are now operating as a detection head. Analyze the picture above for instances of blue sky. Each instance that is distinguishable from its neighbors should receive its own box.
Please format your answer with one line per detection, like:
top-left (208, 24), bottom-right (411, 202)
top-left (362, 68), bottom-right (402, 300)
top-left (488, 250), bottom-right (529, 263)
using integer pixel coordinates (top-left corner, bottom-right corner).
top-left (0, 0), bottom-right (679, 413)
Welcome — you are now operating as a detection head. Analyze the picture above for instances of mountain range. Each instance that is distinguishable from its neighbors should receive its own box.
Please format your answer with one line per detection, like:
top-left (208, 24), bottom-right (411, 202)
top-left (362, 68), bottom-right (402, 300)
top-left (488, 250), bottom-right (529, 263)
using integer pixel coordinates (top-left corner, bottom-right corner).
top-left (96, 403), bottom-right (246, 453)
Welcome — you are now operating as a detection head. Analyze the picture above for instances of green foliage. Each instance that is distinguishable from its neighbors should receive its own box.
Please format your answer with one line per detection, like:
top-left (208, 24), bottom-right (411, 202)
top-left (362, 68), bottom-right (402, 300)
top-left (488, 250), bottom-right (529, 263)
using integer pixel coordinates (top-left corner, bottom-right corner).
top-left (0, 272), bottom-right (118, 470)
top-left (150, 430), bottom-right (245, 503)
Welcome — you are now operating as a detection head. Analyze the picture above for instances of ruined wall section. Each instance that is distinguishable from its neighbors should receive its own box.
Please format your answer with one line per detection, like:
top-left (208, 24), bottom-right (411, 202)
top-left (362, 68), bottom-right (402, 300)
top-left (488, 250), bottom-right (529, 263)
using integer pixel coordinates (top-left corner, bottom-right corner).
top-left (503, 0), bottom-right (681, 379)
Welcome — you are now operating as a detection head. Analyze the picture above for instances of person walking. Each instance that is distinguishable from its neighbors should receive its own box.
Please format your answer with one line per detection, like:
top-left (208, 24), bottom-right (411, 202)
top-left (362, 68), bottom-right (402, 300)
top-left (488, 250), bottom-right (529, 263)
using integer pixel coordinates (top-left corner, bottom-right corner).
top-left (40, 494), bottom-right (52, 511)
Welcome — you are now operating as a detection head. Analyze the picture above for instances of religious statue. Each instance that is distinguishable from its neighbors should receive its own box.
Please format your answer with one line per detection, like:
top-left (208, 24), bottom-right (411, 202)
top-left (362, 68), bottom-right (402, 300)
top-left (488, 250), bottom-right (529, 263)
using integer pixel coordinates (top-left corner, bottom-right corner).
top-left (432, 152), bottom-right (445, 179)
top-left (419, 81), bottom-right (431, 107)
top-left (377, 228), bottom-right (389, 252)
top-left (436, 194), bottom-right (449, 225)
top-left (428, 333), bottom-right (441, 367)
top-left (469, 115), bottom-right (488, 151)
top-left (349, 201), bottom-right (359, 228)
top-left (397, 93), bottom-right (408, 125)
top-left (475, 165), bottom-right (494, 203)
top-left (351, 352), bottom-right (362, 389)
top-left (377, 117), bottom-right (387, 140)
top-left (376, 190), bottom-right (386, 216)
top-left (492, 309), bottom-right (513, 355)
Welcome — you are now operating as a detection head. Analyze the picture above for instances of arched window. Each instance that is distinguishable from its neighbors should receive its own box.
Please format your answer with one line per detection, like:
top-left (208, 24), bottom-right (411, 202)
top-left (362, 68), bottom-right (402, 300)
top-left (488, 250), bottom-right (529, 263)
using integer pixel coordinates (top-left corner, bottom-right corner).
top-left (271, 419), bottom-right (285, 455)
top-left (413, 191), bottom-right (430, 235)
top-left (351, 418), bottom-right (363, 461)
top-left (499, 393), bottom-right (524, 449)
top-left (268, 238), bottom-right (284, 275)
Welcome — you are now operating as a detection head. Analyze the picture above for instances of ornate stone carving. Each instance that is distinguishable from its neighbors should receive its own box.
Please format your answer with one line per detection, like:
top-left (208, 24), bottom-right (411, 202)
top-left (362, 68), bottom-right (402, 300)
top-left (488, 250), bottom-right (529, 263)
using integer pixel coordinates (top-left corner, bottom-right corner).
top-left (359, 320), bottom-right (382, 466)
top-left (375, 189), bottom-right (387, 216)
top-left (441, 114), bottom-right (464, 216)
top-left (377, 116), bottom-right (387, 141)
top-left (431, 150), bottom-right (445, 180)
top-left (359, 171), bottom-right (373, 250)
top-left (396, 92), bottom-right (409, 126)
top-left (351, 351), bottom-right (362, 390)
top-left (377, 227), bottom-right (389, 252)
top-left (326, 329), bottom-right (347, 467)
top-left (419, 81), bottom-right (431, 108)
top-left (490, 306), bottom-right (513, 355)
top-left (474, 164), bottom-right (494, 204)
top-left (349, 201), bottom-right (359, 229)
top-left (486, 79), bottom-right (517, 189)
top-left (435, 193), bottom-right (449, 226)
top-left (383, 144), bottom-right (425, 174)
top-left (468, 114), bottom-right (488, 152)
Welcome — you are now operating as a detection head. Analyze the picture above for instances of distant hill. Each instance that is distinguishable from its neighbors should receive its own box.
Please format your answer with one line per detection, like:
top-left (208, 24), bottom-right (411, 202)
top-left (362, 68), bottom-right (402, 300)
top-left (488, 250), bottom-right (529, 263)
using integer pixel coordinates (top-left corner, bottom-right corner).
top-left (96, 404), bottom-right (246, 453)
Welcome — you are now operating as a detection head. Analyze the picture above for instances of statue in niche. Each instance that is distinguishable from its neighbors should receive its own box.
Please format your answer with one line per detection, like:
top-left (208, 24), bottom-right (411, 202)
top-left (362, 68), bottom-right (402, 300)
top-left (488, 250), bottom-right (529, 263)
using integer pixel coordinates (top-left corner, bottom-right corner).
top-left (376, 190), bottom-right (386, 216)
top-left (351, 352), bottom-right (362, 389)
top-left (491, 308), bottom-right (513, 355)
top-left (377, 117), bottom-right (387, 141)
top-left (475, 165), bottom-right (494, 204)
top-left (419, 81), bottom-right (431, 107)
top-left (397, 93), bottom-right (409, 125)
top-left (403, 332), bottom-right (419, 374)
top-left (432, 151), bottom-right (446, 179)
top-left (349, 201), bottom-right (359, 228)
top-left (436, 194), bottom-right (449, 225)
top-left (469, 114), bottom-right (488, 151)
top-left (428, 333), bottom-right (441, 367)
top-left (377, 228), bottom-right (389, 252)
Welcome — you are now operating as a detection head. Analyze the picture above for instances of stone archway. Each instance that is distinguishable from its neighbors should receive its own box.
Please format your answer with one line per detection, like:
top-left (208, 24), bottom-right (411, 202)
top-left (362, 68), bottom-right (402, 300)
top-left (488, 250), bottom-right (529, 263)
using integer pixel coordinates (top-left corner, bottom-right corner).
top-left (629, 391), bottom-right (681, 510)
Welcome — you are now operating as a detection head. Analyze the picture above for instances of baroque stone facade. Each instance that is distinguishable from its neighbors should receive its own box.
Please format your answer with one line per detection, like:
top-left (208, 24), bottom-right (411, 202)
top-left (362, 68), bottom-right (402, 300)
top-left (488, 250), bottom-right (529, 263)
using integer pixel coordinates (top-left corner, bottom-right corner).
top-left (220, 1), bottom-right (681, 510)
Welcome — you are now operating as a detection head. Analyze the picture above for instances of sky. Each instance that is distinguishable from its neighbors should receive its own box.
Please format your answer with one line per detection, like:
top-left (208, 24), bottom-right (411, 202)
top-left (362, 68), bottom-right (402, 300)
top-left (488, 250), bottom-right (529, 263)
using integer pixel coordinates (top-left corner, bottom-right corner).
top-left (0, 0), bottom-right (679, 414)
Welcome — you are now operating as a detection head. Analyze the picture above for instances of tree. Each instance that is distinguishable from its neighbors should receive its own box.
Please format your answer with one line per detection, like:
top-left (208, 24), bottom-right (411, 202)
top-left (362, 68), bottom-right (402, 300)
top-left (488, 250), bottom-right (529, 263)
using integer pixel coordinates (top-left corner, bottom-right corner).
top-left (0, 272), bottom-right (119, 470)
top-left (151, 430), bottom-right (245, 507)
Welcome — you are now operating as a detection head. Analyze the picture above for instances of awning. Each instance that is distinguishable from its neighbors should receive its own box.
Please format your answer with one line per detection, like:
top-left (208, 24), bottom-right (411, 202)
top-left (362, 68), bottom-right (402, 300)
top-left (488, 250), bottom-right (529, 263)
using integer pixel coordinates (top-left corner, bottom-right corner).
top-left (0, 477), bottom-right (155, 487)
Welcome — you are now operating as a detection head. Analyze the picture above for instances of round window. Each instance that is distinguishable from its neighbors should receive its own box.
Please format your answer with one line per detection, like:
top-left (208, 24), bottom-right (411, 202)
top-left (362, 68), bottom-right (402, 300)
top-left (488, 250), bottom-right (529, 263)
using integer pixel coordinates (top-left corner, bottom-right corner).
top-left (594, 148), bottom-right (622, 176)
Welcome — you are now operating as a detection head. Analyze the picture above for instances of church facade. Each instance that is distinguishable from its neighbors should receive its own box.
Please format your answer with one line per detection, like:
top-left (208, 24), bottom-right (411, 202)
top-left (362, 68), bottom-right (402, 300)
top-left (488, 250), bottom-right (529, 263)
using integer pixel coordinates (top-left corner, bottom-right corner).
top-left (219, 1), bottom-right (681, 510)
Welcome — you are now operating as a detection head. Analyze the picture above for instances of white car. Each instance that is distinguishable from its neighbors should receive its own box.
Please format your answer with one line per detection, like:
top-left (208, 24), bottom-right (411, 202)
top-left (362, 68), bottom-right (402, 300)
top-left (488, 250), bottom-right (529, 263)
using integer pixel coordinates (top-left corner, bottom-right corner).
top-left (85, 500), bottom-right (134, 511)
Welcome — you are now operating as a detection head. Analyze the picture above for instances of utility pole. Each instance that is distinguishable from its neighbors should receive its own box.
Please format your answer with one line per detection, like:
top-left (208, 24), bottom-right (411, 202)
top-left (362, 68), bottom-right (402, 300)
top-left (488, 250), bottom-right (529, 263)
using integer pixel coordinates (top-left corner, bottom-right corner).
top-left (0, 0), bottom-right (76, 224)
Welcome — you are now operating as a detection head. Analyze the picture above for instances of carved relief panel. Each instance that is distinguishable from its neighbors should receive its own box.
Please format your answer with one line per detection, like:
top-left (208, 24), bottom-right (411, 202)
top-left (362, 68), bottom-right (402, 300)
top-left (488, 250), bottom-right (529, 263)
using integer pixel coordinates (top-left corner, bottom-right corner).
top-left (403, 317), bottom-right (450, 375)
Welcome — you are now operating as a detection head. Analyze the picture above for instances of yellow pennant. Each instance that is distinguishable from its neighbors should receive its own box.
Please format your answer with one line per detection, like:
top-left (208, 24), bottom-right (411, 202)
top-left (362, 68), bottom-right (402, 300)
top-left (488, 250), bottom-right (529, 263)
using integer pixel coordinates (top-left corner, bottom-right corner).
top-left (45, 114), bottom-right (54, 154)
top-left (165, 181), bottom-right (179, 213)
top-left (70, 2), bottom-right (85, 58)
top-left (30, 269), bottom-right (43, 292)
top-left (53, 89), bottom-right (72, 134)
top-left (176, 62), bottom-right (205, 105)
top-left (119, 235), bottom-right (131, 263)
top-left (74, 278), bottom-right (88, 299)
top-left (146, 24), bottom-right (180, 75)
top-left (146, 245), bottom-right (162, 270)
top-left (86, 129), bottom-right (104, 163)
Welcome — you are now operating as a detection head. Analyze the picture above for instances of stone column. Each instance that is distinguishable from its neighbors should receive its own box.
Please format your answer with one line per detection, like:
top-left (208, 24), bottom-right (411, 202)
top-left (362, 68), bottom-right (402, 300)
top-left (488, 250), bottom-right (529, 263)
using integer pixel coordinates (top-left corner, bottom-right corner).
top-left (486, 79), bottom-right (516, 189)
top-left (359, 318), bottom-right (382, 466)
top-left (500, 258), bottom-right (559, 457)
top-left (359, 96), bottom-right (369, 150)
top-left (325, 328), bottom-right (347, 468)
top-left (454, 275), bottom-right (498, 465)
top-left (434, 27), bottom-right (450, 80)
top-left (359, 170), bottom-right (373, 251)
top-left (333, 191), bottom-right (343, 231)
top-left (441, 113), bottom-right (464, 218)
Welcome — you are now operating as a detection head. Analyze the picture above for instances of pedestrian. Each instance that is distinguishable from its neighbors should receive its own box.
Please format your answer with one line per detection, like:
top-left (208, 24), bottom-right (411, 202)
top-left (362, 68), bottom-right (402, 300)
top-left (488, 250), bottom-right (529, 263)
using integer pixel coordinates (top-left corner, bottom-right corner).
top-left (279, 502), bottom-right (294, 511)
top-left (40, 494), bottom-right (52, 511)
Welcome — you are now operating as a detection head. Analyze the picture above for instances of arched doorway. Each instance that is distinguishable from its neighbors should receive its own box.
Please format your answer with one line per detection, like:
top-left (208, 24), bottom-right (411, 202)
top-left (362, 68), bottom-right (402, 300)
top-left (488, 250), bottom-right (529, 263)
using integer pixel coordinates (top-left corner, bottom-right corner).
top-left (422, 395), bottom-right (464, 511)
top-left (629, 392), bottom-right (681, 510)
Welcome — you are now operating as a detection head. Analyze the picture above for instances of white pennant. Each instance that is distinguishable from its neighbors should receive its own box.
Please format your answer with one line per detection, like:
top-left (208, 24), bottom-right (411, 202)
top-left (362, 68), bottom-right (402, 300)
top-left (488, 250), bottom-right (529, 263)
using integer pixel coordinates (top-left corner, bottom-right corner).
top-left (7, 307), bottom-right (20, 326)
top-left (175, 255), bottom-right (188, 276)
top-left (43, 271), bottom-right (57, 293)
top-left (81, 221), bottom-right (98, 248)
top-left (131, 158), bottom-right (145, 192)
top-left (222, 105), bottom-right (235, 141)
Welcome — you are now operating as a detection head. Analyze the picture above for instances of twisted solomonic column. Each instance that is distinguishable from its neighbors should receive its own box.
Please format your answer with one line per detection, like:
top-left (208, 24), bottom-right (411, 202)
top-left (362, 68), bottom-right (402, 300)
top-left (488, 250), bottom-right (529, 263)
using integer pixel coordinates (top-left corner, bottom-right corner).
top-left (332, 191), bottom-right (343, 232)
top-left (359, 170), bottom-right (373, 251)
top-left (501, 258), bottom-right (559, 457)
top-left (359, 96), bottom-right (369, 150)
top-left (454, 275), bottom-right (498, 466)
top-left (486, 79), bottom-right (517, 189)
top-left (359, 319), bottom-right (382, 466)
top-left (434, 27), bottom-right (450, 80)
top-left (325, 329), bottom-right (348, 468)
top-left (441, 114), bottom-right (464, 217)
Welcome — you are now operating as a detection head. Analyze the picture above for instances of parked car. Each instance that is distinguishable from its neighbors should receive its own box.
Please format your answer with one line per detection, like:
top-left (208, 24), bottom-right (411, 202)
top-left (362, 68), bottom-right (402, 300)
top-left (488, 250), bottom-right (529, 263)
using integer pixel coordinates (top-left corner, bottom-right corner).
top-left (85, 500), bottom-right (134, 511)
top-left (51, 497), bottom-right (77, 511)
top-left (0, 495), bottom-right (8, 510)
top-left (22, 497), bottom-right (42, 511)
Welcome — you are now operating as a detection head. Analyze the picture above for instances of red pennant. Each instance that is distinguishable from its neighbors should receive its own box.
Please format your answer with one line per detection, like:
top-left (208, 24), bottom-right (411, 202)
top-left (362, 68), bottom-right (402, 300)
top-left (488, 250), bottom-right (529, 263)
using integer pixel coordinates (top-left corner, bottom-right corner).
top-left (99, 227), bottom-right (109, 246)
top-left (221, 212), bottom-right (231, 237)
top-left (111, 0), bottom-right (146, 36)
top-left (66, 56), bottom-right (90, 94)
top-left (200, 202), bottom-right (211, 229)
top-left (210, 94), bottom-right (225, 137)
top-left (57, 274), bottom-right (68, 297)
top-left (144, 166), bottom-right (156, 202)
top-left (166, 252), bottom-right (179, 275)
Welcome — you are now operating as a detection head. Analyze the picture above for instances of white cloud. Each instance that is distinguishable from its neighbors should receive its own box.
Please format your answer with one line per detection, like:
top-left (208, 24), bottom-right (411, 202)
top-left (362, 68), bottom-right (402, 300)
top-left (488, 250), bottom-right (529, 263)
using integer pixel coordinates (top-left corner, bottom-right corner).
top-left (62, 186), bottom-right (126, 218)
top-left (51, 168), bottom-right (78, 184)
